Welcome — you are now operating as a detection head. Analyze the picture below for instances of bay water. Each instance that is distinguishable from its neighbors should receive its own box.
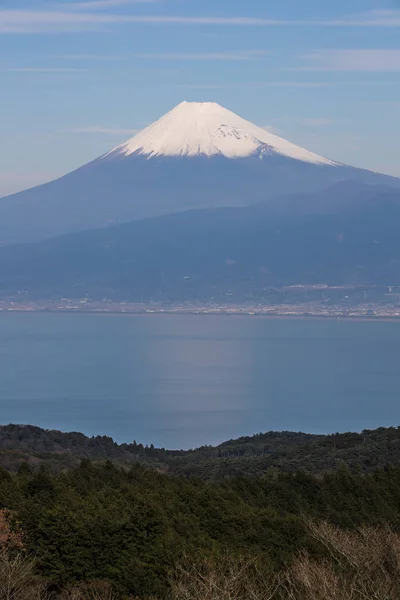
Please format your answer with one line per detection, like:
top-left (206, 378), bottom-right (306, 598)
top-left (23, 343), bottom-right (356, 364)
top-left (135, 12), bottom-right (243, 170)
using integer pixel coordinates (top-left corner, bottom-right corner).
top-left (0, 312), bottom-right (399, 449)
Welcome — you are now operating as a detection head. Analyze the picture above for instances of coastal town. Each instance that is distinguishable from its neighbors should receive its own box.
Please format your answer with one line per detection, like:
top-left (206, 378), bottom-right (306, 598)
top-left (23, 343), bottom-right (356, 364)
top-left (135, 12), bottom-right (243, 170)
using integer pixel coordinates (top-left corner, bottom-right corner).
top-left (1, 298), bottom-right (400, 319)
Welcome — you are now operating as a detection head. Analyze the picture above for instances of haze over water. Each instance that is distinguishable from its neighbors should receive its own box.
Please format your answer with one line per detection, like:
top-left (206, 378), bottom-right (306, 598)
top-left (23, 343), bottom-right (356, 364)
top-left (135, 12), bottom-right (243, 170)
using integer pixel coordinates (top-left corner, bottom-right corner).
top-left (0, 313), bottom-right (399, 449)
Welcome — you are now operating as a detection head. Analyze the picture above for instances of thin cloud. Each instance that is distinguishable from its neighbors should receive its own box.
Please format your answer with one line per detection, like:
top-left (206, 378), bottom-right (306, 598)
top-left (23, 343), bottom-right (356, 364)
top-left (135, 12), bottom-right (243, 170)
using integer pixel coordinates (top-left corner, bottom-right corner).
top-left (60, 50), bottom-right (269, 61)
top-left (362, 9), bottom-right (400, 24)
top-left (2, 8), bottom-right (400, 34)
top-left (300, 117), bottom-right (332, 127)
top-left (267, 81), bottom-right (398, 88)
top-left (178, 83), bottom-right (226, 89)
top-left (0, 12), bottom-right (295, 33)
top-left (273, 116), bottom-right (333, 127)
top-left (263, 124), bottom-right (281, 135)
top-left (0, 10), bottom-right (114, 33)
top-left (262, 117), bottom-right (332, 136)
top-left (66, 126), bottom-right (141, 134)
top-left (56, 54), bottom-right (122, 60)
top-left (66, 0), bottom-right (160, 9)
top-left (178, 82), bottom-right (332, 90)
top-left (267, 82), bottom-right (334, 88)
top-left (3, 67), bottom-right (86, 72)
top-left (326, 10), bottom-right (400, 26)
top-left (372, 101), bottom-right (400, 106)
top-left (136, 50), bottom-right (269, 61)
top-left (299, 49), bottom-right (400, 72)
top-left (179, 81), bottom-right (397, 90)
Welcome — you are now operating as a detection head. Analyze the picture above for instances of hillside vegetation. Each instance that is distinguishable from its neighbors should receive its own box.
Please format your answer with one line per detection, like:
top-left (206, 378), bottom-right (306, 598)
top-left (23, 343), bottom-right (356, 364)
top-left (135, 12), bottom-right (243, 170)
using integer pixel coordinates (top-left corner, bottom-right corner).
top-left (1, 426), bottom-right (400, 596)
top-left (1, 460), bottom-right (400, 597)
top-left (1, 424), bottom-right (399, 477)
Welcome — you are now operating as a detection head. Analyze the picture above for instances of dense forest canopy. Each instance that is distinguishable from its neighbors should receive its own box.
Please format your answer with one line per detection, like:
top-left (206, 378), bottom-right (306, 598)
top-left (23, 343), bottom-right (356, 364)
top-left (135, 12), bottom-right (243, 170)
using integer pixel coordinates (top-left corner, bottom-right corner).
top-left (2, 460), bottom-right (400, 596)
top-left (2, 425), bottom-right (400, 596)
top-left (1, 423), bottom-right (399, 477)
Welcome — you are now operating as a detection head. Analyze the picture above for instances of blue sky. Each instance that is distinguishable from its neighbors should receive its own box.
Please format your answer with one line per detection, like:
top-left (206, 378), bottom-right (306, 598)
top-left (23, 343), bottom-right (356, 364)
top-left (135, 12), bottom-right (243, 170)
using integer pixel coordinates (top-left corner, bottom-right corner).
top-left (1, 0), bottom-right (400, 196)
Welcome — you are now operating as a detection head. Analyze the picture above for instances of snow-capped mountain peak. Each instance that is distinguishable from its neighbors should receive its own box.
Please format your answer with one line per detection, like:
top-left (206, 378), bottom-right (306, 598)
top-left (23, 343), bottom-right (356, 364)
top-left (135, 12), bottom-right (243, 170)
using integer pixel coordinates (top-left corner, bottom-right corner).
top-left (2, 100), bottom-right (398, 246)
top-left (104, 101), bottom-right (337, 165)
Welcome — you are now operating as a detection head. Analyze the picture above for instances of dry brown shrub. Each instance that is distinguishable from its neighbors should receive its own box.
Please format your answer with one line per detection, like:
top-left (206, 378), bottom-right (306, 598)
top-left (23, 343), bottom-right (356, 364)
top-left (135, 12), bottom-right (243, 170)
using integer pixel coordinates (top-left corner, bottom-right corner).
top-left (169, 554), bottom-right (279, 600)
top-left (0, 552), bottom-right (45, 600)
top-left (306, 518), bottom-right (400, 573)
top-left (59, 581), bottom-right (118, 600)
top-left (282, 552), bottom-right (354, 600)
top-left (283, 519), bottom-right (400, 600)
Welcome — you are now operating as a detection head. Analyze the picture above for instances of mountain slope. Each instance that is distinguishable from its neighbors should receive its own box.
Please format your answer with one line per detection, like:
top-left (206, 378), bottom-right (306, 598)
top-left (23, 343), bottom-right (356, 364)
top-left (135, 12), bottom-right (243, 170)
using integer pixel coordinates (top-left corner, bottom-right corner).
top-left (105, 101), bottom-right (337, 163)
top-left (1, 183), bottom-right (399, 301)
top-left (0, 102), bottom-right (399, 244)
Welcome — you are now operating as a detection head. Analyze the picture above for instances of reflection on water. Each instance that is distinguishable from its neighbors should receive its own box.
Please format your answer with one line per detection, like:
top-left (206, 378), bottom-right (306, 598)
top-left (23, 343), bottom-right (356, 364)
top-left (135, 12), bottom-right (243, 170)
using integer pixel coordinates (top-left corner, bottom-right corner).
top-left (0, 313), bottom-right (399, 449)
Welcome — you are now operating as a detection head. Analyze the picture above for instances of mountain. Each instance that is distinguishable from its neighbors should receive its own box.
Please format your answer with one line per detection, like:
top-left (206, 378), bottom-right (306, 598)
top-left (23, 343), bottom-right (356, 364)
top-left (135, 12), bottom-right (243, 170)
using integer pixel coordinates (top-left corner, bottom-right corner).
top-left (105, 100), bottom-right (336, 163)
top-left (1, 101), bottom-right (399, 244)
top-left (1, 183), bottom-right (399, 301)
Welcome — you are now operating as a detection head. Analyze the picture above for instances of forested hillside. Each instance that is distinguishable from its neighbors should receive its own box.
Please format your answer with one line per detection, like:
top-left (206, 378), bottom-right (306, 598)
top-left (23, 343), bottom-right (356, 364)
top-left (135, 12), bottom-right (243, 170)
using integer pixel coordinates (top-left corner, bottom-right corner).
top-left (2, 460), bottom-right (400, 596)
top-left (1, 424), bottom-right (400, 477)
top-left (2, 426), bottom-right (400, 597)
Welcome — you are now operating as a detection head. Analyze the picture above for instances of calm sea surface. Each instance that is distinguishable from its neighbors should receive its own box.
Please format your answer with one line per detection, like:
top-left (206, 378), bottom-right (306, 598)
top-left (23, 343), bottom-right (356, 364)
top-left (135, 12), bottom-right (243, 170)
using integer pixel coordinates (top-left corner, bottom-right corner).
top-left (0, 312), bottom-right (399, 449)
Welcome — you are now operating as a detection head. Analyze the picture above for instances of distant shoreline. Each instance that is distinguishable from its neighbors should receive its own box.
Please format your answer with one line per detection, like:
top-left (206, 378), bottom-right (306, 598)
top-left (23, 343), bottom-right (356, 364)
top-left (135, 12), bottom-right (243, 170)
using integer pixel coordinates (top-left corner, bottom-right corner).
top-left (1, 305), bottom-right (400, 321)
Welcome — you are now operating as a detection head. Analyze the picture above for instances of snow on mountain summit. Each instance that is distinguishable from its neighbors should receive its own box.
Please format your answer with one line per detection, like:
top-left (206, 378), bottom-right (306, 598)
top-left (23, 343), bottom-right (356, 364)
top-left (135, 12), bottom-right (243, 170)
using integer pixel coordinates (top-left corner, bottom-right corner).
top-left (105, 101), bottom-right (337, 166)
